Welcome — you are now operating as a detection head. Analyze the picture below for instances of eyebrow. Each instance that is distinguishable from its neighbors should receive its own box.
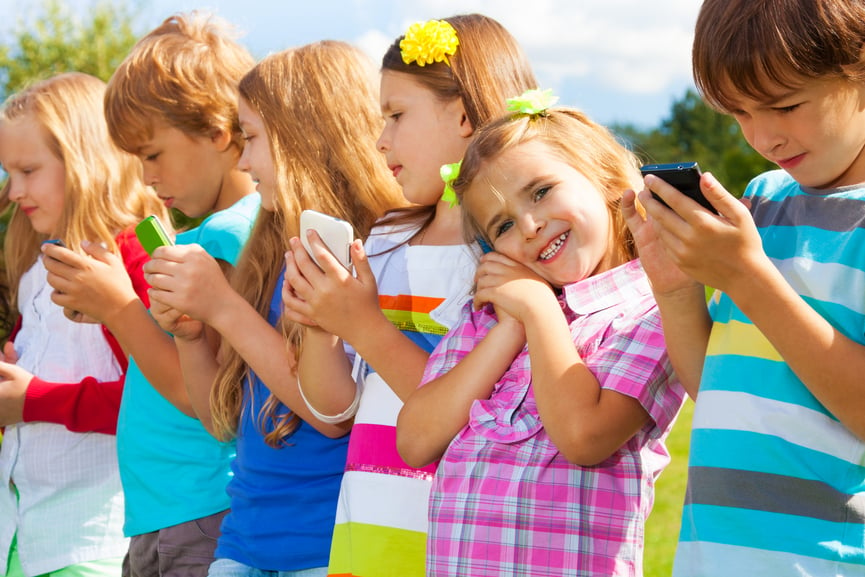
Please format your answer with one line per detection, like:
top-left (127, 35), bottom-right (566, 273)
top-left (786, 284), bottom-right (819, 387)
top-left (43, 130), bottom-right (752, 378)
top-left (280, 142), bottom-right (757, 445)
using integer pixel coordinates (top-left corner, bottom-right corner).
top-left (479, 175), bottom-right (547, 236)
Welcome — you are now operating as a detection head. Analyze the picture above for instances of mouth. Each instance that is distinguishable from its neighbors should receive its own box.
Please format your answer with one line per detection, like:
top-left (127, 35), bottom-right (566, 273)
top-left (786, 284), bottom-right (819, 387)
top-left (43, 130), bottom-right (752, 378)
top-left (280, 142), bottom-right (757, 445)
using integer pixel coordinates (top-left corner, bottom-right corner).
top-left (776, 153), bottom-right (805, 171)
top-left (159, 196), bottom-right (174, 208)
top-left (539, 231), bottom-right (568, 261)
top-left (20, 206), bottom-right (36, 216)
top-left (388, 164), bottom-right (402, 179)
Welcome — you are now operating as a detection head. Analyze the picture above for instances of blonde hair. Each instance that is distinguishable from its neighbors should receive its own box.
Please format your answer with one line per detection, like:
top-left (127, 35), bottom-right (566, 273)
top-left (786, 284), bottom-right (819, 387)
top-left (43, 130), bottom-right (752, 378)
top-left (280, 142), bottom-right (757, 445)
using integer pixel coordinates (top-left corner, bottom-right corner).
top-left (454, 107), bottom-right (643, 268)
top-left (210, 41), bottom-right (404, 446)
top-left (104, 11), bottom-right (254, 153)
top-left (1, 72), bottom-right (168, 306)
top-left (376, 13), bottom-right (538, 237)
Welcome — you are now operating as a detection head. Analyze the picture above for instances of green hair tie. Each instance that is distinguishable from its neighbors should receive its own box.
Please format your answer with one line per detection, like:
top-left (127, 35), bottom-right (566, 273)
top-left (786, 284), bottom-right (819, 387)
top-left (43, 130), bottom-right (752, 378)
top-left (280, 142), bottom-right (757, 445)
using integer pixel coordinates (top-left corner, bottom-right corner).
top-left (440, 161), bottom-right (462, 207)
top-left (506, 88), bottom-right (559, 116)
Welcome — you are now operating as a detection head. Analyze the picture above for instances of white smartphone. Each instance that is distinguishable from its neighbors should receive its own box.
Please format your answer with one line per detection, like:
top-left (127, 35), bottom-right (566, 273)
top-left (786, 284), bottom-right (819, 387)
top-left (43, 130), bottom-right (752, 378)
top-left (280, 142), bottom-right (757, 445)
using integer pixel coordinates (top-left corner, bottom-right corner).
top-left (299, 209), bottom-right (353, 270)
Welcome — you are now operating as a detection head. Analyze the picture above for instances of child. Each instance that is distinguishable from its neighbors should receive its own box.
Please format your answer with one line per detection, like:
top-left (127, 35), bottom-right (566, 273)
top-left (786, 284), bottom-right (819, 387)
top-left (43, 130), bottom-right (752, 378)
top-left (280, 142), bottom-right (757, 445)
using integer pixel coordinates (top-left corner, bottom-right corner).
top-left (395, 95), bottom-right (686, 577)
top-left (0, 72), bottom-right (166, 577)
top-left (144, 41), bottom-right (404, 576)
top-left (40, 12), bottom-right (259, 576)
top-left (623, 0), bottom-right (865, 574)
top-left (281, 15), bottom-right (538, 577)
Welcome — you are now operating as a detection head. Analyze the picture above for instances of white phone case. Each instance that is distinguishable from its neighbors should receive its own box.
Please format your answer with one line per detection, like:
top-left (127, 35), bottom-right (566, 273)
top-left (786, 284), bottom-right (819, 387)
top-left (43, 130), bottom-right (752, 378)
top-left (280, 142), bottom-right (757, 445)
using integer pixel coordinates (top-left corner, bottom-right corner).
top-left (300, 209), bottom-right (353, 269)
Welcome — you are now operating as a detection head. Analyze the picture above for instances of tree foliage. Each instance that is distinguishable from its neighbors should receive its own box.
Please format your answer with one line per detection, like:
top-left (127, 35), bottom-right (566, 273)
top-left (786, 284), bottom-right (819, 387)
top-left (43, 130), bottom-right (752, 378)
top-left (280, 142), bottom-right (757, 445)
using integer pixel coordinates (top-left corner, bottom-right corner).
top-left (614, 89), bottom-right (774, 197)
top-left (0, 0), bottom-right (140, 100)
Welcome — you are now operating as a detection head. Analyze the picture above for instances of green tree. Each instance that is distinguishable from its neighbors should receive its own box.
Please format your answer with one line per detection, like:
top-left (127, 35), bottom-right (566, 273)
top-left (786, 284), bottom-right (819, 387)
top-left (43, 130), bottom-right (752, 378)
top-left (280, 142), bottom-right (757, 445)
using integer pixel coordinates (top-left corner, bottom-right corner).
top-left (0, 0), bottom-right (140, 99)
top-left (615, 89), bottom-right (774, 197)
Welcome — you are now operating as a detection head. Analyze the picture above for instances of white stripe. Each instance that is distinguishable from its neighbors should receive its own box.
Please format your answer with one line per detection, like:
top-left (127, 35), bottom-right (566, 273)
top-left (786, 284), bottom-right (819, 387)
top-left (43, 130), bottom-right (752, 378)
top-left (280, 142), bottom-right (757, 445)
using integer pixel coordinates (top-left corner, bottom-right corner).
top-left (674, 540), bottom-right (862, 577)
top-left (333, 470), bottom-right (431, 533)
top-left (353, 372), bottom-right (403, 427)
top-left (694, 390), bottom-right (865, 465)
top-left (774, 257), bottom-right (865, 316)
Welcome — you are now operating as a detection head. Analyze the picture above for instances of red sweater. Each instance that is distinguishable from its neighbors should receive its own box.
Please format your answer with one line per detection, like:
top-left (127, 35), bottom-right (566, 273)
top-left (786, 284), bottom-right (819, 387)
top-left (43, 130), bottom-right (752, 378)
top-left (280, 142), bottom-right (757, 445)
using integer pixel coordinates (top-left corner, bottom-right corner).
top-left (19, 227), bottom-right (150, 435)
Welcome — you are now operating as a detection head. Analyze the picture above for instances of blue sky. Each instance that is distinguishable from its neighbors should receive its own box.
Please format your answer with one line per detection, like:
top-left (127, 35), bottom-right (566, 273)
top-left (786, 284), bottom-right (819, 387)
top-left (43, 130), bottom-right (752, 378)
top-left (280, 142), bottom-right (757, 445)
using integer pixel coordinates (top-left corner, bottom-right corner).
top-left (1, 0), bottom-right (701, 129)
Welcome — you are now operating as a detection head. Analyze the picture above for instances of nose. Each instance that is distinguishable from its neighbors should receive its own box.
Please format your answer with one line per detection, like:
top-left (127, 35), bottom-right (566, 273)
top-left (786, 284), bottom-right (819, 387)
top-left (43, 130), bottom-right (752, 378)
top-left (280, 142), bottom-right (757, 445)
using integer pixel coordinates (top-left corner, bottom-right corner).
top-left (142, 164), bottom-right (159, 187)
top-left (7, 179), bottom-right (24, 203)
top-left (237, 146), bottom-right (251, 173)
top-left (745, 116), bottom-right (785, 158)
top-left (376, 126), bottom-right (390, 153)
top-left (518, 212), bottom-right (542, 240)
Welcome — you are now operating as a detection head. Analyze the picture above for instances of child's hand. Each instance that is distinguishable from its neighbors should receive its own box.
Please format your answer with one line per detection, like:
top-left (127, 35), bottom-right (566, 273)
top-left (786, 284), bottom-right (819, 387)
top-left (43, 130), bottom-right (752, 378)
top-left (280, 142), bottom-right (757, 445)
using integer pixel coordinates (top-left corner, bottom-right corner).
top-left (0, 361), bottom-right (33, 426)
top-left (282, 251), bottom-right (317, 327)
top-left (637, 172), bottom-right (767, 295)
top-left (474, 252), bottom-right (556, 323)
top-left (147, 292), bottom-right (204, 342)
top-left (43, 240), bottom-right (137, 326)
top-left (144, 244), bottom-right (228, 325)
top-left (283, 236), bottom-right (382, 343)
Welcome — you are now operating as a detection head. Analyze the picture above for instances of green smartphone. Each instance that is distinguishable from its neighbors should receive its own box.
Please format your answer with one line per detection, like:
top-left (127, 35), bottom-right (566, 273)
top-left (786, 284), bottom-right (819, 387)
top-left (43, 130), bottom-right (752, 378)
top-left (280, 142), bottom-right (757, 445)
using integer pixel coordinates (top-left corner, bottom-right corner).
top-left (135, 215), bottom-right (174, 256)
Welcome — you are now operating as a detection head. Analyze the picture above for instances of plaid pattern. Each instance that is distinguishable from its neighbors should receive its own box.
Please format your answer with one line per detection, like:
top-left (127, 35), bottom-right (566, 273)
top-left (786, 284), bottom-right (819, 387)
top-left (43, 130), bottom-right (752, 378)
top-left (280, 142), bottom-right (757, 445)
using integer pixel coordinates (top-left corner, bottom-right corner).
top-left (422, 260), bottom-right (685, 576)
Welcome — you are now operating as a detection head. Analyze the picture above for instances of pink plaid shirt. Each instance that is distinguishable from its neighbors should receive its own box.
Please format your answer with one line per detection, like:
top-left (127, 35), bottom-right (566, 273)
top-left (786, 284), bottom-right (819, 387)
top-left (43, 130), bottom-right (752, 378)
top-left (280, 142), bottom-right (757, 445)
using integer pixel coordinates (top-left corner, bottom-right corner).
top-left (422, 259), bottom-right (685, 577)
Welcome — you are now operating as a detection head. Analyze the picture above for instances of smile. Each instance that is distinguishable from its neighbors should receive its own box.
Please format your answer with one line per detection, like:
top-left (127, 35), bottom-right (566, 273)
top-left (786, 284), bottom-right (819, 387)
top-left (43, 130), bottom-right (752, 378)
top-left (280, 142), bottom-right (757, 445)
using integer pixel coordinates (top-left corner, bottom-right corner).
top-left (539, 232), bottom-right (568, 260)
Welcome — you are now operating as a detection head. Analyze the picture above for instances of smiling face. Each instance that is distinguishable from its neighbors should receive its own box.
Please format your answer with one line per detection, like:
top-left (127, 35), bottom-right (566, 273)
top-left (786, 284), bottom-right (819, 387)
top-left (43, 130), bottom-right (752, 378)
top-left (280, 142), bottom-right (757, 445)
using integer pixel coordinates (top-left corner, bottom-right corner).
top-left (236, 97), bottom-right (276, 211)
top-left (376, 70), bottom-right (471, 206)
top-left (728, 75), bottom-right (865, 189)
top-left (0, 115), bottom-right (67, 236)
top-left (463, 140), bottom-right (616, 288)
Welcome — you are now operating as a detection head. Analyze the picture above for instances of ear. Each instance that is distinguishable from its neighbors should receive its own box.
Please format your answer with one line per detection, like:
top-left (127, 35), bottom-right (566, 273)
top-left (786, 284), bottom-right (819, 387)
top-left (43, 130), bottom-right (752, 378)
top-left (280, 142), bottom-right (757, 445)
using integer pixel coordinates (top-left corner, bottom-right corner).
top-left (458, 107), bottom-right (474, 138)
top-left (210, 127), bottom-right (234, 153)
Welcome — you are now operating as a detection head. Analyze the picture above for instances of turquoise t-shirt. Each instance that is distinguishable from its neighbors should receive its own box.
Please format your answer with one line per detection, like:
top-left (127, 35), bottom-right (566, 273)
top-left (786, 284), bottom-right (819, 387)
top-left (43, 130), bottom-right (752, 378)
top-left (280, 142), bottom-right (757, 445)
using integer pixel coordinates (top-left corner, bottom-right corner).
top-left (117, 193), bottom-right (260, 536)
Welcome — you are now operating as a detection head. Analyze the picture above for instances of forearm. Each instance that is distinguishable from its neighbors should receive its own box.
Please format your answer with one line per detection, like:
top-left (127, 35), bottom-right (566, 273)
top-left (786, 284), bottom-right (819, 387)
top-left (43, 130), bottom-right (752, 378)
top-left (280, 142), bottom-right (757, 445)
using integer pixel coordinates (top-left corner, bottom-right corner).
top-left (209, 291), bottom-right (350, 438)
top-left (396, 321), bottom-right (524, 467)
top-left (100, 299), bottom-right (193, 415)
top-left (174, 335), bottom-right (220, 435)
top-left (297, 328), bottom-right (357, 420)
top-left (729, 262), bottom-right (865, 440)
top-left (654, 284), bottom-right (712, 399)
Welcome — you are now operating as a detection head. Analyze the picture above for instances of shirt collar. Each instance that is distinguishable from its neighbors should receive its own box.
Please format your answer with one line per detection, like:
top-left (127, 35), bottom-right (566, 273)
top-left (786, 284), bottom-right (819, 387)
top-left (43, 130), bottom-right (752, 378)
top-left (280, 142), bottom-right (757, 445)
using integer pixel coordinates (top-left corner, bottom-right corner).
top-left (562, 259), bottom-right (651, 316)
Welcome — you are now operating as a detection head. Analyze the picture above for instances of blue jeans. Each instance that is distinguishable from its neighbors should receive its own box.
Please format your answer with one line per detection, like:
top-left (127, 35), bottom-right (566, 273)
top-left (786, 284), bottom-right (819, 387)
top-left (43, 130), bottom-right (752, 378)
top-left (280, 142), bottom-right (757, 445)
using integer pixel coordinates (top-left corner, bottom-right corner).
top-left (207, 558), bottom-right (326, 577)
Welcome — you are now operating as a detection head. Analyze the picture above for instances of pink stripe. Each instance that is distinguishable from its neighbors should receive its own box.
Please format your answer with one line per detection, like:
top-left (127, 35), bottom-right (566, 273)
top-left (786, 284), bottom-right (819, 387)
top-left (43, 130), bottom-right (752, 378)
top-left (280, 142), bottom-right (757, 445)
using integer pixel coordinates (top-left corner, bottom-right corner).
top-left (346, 423), bottom-right (437, 480)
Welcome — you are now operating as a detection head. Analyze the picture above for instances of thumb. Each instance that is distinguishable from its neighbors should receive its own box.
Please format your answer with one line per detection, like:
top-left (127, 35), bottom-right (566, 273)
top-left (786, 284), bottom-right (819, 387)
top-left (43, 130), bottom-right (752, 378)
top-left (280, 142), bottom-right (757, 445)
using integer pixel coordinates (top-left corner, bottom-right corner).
top-left (3, 341), bottom-right (18, 364)
top-left (702, 172), bottom-right (741, 216)
top-left (621, 188), bottom-right (643, 227)
top-left (81, 239), bottom-right (115, 264)
top-left (350, 240), bottom-right (374, 285)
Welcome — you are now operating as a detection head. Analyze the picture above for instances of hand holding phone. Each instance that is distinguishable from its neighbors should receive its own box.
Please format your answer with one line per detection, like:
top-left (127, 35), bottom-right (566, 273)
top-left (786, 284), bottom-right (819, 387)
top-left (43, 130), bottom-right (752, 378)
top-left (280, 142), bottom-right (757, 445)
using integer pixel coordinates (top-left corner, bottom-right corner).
top-left (299, 210), bottom-right (353, 270)
top-left (640, 162), bottom-right (717, 214)
top-left (135, 215), bottom-right (174, 256)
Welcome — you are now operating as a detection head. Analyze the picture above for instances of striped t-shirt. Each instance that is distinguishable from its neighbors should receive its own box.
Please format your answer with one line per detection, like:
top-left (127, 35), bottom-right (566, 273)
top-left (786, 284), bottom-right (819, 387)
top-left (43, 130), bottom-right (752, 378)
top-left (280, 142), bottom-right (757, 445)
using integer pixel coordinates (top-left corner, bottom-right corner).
top-left (674, 170), bottom-right (865, 576)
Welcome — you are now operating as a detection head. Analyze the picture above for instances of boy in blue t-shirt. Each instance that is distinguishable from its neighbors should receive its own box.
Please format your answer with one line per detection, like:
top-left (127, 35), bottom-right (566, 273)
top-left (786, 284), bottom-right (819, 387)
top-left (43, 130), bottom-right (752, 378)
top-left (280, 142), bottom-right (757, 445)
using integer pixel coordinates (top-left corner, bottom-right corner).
top-left (624, 1), bottom-right (865, 575)
top-left (36, 12), bottom-right (259, 577)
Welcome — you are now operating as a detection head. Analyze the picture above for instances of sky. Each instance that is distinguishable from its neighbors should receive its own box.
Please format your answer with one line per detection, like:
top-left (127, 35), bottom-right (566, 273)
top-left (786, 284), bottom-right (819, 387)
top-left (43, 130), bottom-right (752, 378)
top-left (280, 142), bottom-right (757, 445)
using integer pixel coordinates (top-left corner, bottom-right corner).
top-left (1, 0), bottom-right (702, 129)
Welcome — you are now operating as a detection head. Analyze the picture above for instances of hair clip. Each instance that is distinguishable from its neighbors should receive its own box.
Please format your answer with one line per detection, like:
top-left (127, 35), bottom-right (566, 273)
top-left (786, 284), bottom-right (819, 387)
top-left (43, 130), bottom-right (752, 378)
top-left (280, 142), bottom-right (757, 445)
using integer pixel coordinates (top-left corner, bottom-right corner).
top-left (400, 20), bottom-right (459, 67)
top-left (506, 88), bottom-right (559, 116)
top-left (440, 160), bottom-right (462, 207)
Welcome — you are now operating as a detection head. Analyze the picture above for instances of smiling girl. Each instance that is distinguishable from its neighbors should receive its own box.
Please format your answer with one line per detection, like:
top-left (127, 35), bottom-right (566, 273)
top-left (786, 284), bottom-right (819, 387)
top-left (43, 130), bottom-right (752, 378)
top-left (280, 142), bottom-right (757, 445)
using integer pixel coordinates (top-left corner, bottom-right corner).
top-left (396, 96), bottom-right (686, 577)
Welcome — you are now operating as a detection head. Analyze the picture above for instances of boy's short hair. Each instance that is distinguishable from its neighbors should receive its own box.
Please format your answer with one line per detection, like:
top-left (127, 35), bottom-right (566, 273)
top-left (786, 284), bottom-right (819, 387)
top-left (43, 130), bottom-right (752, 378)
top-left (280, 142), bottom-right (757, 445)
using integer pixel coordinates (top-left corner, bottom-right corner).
top-left (693, 0), bottom-right (865, 112)
top-left (104, 11), bottom-right (254, 153)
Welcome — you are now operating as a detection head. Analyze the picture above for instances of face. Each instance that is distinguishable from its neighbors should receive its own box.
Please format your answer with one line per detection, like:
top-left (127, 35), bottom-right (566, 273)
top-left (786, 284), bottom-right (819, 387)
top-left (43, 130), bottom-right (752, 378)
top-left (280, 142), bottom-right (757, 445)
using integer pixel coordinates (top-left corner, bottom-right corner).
top-left (377, 70), bottom-right (471, 205)
top-left (237, 97), bottom-right (276, 212)
top-left (728, 75), bottom-right (865, 188)
top-left (464, 140), bottom-right (614, 288)
top-left (0, 115), bottom-right (67, 236)
top-left (135, 122), bottom-right (230, 218)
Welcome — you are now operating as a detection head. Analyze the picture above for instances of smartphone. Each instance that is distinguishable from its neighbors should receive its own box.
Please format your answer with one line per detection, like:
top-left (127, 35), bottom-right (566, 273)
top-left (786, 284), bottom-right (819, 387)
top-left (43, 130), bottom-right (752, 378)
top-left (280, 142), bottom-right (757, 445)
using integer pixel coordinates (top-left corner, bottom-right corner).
top-left (640, 162), bottom-right (716, 214)
top-left (42, 239), bottom-right (67, 248)
top-left (135, 215), bottom-right (174, 256)
top-left (299, 209), bottom-right (353, 270)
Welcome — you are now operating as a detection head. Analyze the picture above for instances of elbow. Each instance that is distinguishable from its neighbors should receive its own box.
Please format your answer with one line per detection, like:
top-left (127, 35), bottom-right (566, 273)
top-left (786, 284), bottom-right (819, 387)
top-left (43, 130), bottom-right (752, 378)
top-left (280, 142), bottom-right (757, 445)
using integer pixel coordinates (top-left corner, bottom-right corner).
top-left (395, 417), bottom-right (437, 469)
top-left (554, 431), bottom-right (621, 467)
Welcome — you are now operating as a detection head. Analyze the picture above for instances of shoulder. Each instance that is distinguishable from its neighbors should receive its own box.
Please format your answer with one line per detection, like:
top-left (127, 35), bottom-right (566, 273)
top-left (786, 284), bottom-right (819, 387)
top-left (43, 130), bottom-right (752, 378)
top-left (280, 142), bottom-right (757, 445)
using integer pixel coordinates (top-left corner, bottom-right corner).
top-left (177, 194), bottom-right (260, 264)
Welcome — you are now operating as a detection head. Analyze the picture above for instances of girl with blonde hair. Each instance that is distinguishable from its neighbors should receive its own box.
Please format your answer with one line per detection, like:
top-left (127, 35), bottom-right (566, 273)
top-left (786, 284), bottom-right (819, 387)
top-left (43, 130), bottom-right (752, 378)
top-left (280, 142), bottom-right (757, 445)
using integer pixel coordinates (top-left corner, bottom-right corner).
top-left (145, 40), bottom-right (404, 576)
top-left (0, 71), bottom-right (167, 577)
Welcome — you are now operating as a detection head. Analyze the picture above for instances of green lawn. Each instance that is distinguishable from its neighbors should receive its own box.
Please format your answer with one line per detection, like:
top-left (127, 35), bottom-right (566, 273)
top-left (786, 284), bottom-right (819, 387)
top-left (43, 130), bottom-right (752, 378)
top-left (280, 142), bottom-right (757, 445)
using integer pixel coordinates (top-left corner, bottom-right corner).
top-left (644, 398), bottom-right (694, 577)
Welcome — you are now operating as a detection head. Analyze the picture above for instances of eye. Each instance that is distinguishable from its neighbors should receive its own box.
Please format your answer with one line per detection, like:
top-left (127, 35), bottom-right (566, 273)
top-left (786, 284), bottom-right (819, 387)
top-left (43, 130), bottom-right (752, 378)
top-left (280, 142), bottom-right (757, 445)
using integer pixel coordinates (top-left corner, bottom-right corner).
top-left (142, 153), bottom-right (159, 162)
top-left (494, 220), bottom-right (514, 238)
top-left (389, 112), bottom-right (402, 121)
top-left (775, 103), bottom-right (800, 114)
top-left (532, 186), bottom-right (551, 202)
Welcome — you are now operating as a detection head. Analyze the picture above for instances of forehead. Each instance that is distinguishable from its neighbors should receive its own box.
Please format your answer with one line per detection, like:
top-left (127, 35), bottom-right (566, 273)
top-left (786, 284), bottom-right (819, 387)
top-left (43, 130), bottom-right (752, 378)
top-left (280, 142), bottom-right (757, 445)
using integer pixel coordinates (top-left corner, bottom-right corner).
top-left (0, 115), bottom-right (52, 160)
top-left (379, 70), bottom-right (433, 109)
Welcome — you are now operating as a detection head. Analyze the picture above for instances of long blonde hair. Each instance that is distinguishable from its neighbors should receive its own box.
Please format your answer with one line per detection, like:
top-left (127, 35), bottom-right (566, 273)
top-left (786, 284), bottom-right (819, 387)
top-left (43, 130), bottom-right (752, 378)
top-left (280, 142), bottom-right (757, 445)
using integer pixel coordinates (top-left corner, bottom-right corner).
top-left (1, 72), bottom-right (168, 306)
top-left (210, 41), bottom-right (404, 446)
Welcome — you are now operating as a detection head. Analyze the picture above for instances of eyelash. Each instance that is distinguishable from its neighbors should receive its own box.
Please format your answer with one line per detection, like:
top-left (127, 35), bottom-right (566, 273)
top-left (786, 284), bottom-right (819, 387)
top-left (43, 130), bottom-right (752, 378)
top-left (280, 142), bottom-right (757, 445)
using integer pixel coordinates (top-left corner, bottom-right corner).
top-left (493, 186), bottom-right (552, 238)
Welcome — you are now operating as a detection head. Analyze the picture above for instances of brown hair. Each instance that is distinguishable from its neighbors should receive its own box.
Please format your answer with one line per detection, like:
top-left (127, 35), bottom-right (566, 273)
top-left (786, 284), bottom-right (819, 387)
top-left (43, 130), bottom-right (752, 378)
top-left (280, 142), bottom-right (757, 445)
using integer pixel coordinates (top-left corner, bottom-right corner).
top-left (210, 41), bottom-right (404, 446)
top-left (376, 13), bottom-right (538, 236)
top-left (1, 72), bottom-right (168, 305)
top-left (104, 11), bottom-right (254, 153)
top-left (454, 107), bottom-right (643, 269)
top-left (693, 0), bottom-right (865, 112)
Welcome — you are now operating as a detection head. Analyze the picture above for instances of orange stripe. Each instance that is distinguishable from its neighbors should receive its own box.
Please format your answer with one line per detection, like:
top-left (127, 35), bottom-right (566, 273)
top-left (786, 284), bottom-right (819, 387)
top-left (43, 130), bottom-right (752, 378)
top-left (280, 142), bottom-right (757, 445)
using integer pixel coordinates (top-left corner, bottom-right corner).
top-left (378, 294), bottom-right (444, 314)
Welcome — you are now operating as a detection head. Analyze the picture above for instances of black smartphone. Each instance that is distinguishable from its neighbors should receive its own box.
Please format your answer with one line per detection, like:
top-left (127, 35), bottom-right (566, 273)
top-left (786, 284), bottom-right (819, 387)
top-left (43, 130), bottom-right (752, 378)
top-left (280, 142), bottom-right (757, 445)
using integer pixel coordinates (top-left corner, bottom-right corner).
top-left (640, 162), bottom-right (716, 214)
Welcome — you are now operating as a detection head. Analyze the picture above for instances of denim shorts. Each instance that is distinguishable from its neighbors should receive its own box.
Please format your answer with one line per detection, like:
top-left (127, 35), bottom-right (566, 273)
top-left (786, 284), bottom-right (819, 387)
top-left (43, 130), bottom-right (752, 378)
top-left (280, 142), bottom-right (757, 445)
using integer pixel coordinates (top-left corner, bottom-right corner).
top-left (207, 558), bottom-right (327, 577)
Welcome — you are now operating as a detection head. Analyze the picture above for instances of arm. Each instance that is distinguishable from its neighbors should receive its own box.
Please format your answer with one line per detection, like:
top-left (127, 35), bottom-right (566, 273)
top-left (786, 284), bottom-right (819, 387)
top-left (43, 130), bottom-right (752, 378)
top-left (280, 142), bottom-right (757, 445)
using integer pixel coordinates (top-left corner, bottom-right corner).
top-left (622, 187), bottom-right (710, 398)
top-left (145, 243), bottom-right (351, 438)
top-left (643, 171), bottom-right (865, 440)
top-left (284, 235), bottom-right (430, 404)
top-left (396, 308), bottom-right (526, 468)
top-left (43, 235), bottom-right (195, 415)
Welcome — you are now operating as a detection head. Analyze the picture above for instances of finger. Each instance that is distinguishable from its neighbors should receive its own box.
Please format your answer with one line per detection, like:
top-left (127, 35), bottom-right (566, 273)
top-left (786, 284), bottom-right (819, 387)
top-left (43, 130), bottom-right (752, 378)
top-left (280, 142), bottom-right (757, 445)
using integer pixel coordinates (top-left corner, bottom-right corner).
top-left (305, 230), bottom-right (348, 273)
top-left (291, 236), bottom-right (327, 280)
top-left (621, 188), bottom-right (643, 225)
top-left (285, 242), bottom-right (316, 298)
top-left (350, 240), bottom-right (374, 285)
top-left (701, 172), bottom-right (744, 219)
top-left (81, 239), bottom-right (118, 265)
top-left (3, 342), bottom-right (17, 364)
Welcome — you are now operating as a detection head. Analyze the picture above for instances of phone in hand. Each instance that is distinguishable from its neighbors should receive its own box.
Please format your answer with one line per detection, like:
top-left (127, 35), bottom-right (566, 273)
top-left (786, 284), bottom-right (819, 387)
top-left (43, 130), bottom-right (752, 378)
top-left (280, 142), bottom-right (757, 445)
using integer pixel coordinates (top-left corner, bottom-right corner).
top-left (299, 209), bottom-right (353, 270)
top-left (42, 239), bottom-right (67, 248)
top-left (640, 162), bottom-right (716, 214)
top-left (135, 215), bottom-right (174, 256)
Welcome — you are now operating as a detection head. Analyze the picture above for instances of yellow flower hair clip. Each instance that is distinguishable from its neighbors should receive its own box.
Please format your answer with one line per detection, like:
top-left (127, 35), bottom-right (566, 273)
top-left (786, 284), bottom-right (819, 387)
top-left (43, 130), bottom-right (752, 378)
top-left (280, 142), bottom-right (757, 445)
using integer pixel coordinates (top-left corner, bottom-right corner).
top-left (506, 88), bottom-right (559, 116)
top-left (440, 160), bottom-right (462, 207)
top-left (400, 20), bottom-right (459, 67)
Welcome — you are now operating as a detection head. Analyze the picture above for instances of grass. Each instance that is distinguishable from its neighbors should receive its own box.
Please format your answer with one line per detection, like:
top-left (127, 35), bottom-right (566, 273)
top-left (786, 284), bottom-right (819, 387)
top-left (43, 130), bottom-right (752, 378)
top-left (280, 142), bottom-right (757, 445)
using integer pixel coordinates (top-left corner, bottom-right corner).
top-left (644, 398), bottom-right (694, 577)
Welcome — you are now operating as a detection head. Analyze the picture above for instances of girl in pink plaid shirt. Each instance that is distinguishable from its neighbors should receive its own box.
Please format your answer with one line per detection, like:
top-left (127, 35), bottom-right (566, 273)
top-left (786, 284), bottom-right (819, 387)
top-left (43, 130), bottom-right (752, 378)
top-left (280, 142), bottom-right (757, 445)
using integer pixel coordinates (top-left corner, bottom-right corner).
top-left (397, 96), bottom-right (686, 577)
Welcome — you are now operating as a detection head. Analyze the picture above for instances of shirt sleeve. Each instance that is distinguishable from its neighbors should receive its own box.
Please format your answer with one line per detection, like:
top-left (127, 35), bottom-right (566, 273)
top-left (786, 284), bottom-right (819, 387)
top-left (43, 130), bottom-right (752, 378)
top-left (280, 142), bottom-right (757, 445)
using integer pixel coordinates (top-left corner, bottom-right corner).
top-left (22, 227), bottom-right (151, 435)
top-left (419, 301), bottom-right (489, 388)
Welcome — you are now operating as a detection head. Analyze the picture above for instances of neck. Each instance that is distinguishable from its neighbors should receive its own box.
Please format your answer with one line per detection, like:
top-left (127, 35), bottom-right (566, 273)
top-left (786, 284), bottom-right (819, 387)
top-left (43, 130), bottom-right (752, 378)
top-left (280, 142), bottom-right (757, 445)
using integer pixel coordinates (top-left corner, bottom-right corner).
top-left (415, 200), bottom-right (464, 246)
top-left (213, 168), bottom-right (256, 213)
